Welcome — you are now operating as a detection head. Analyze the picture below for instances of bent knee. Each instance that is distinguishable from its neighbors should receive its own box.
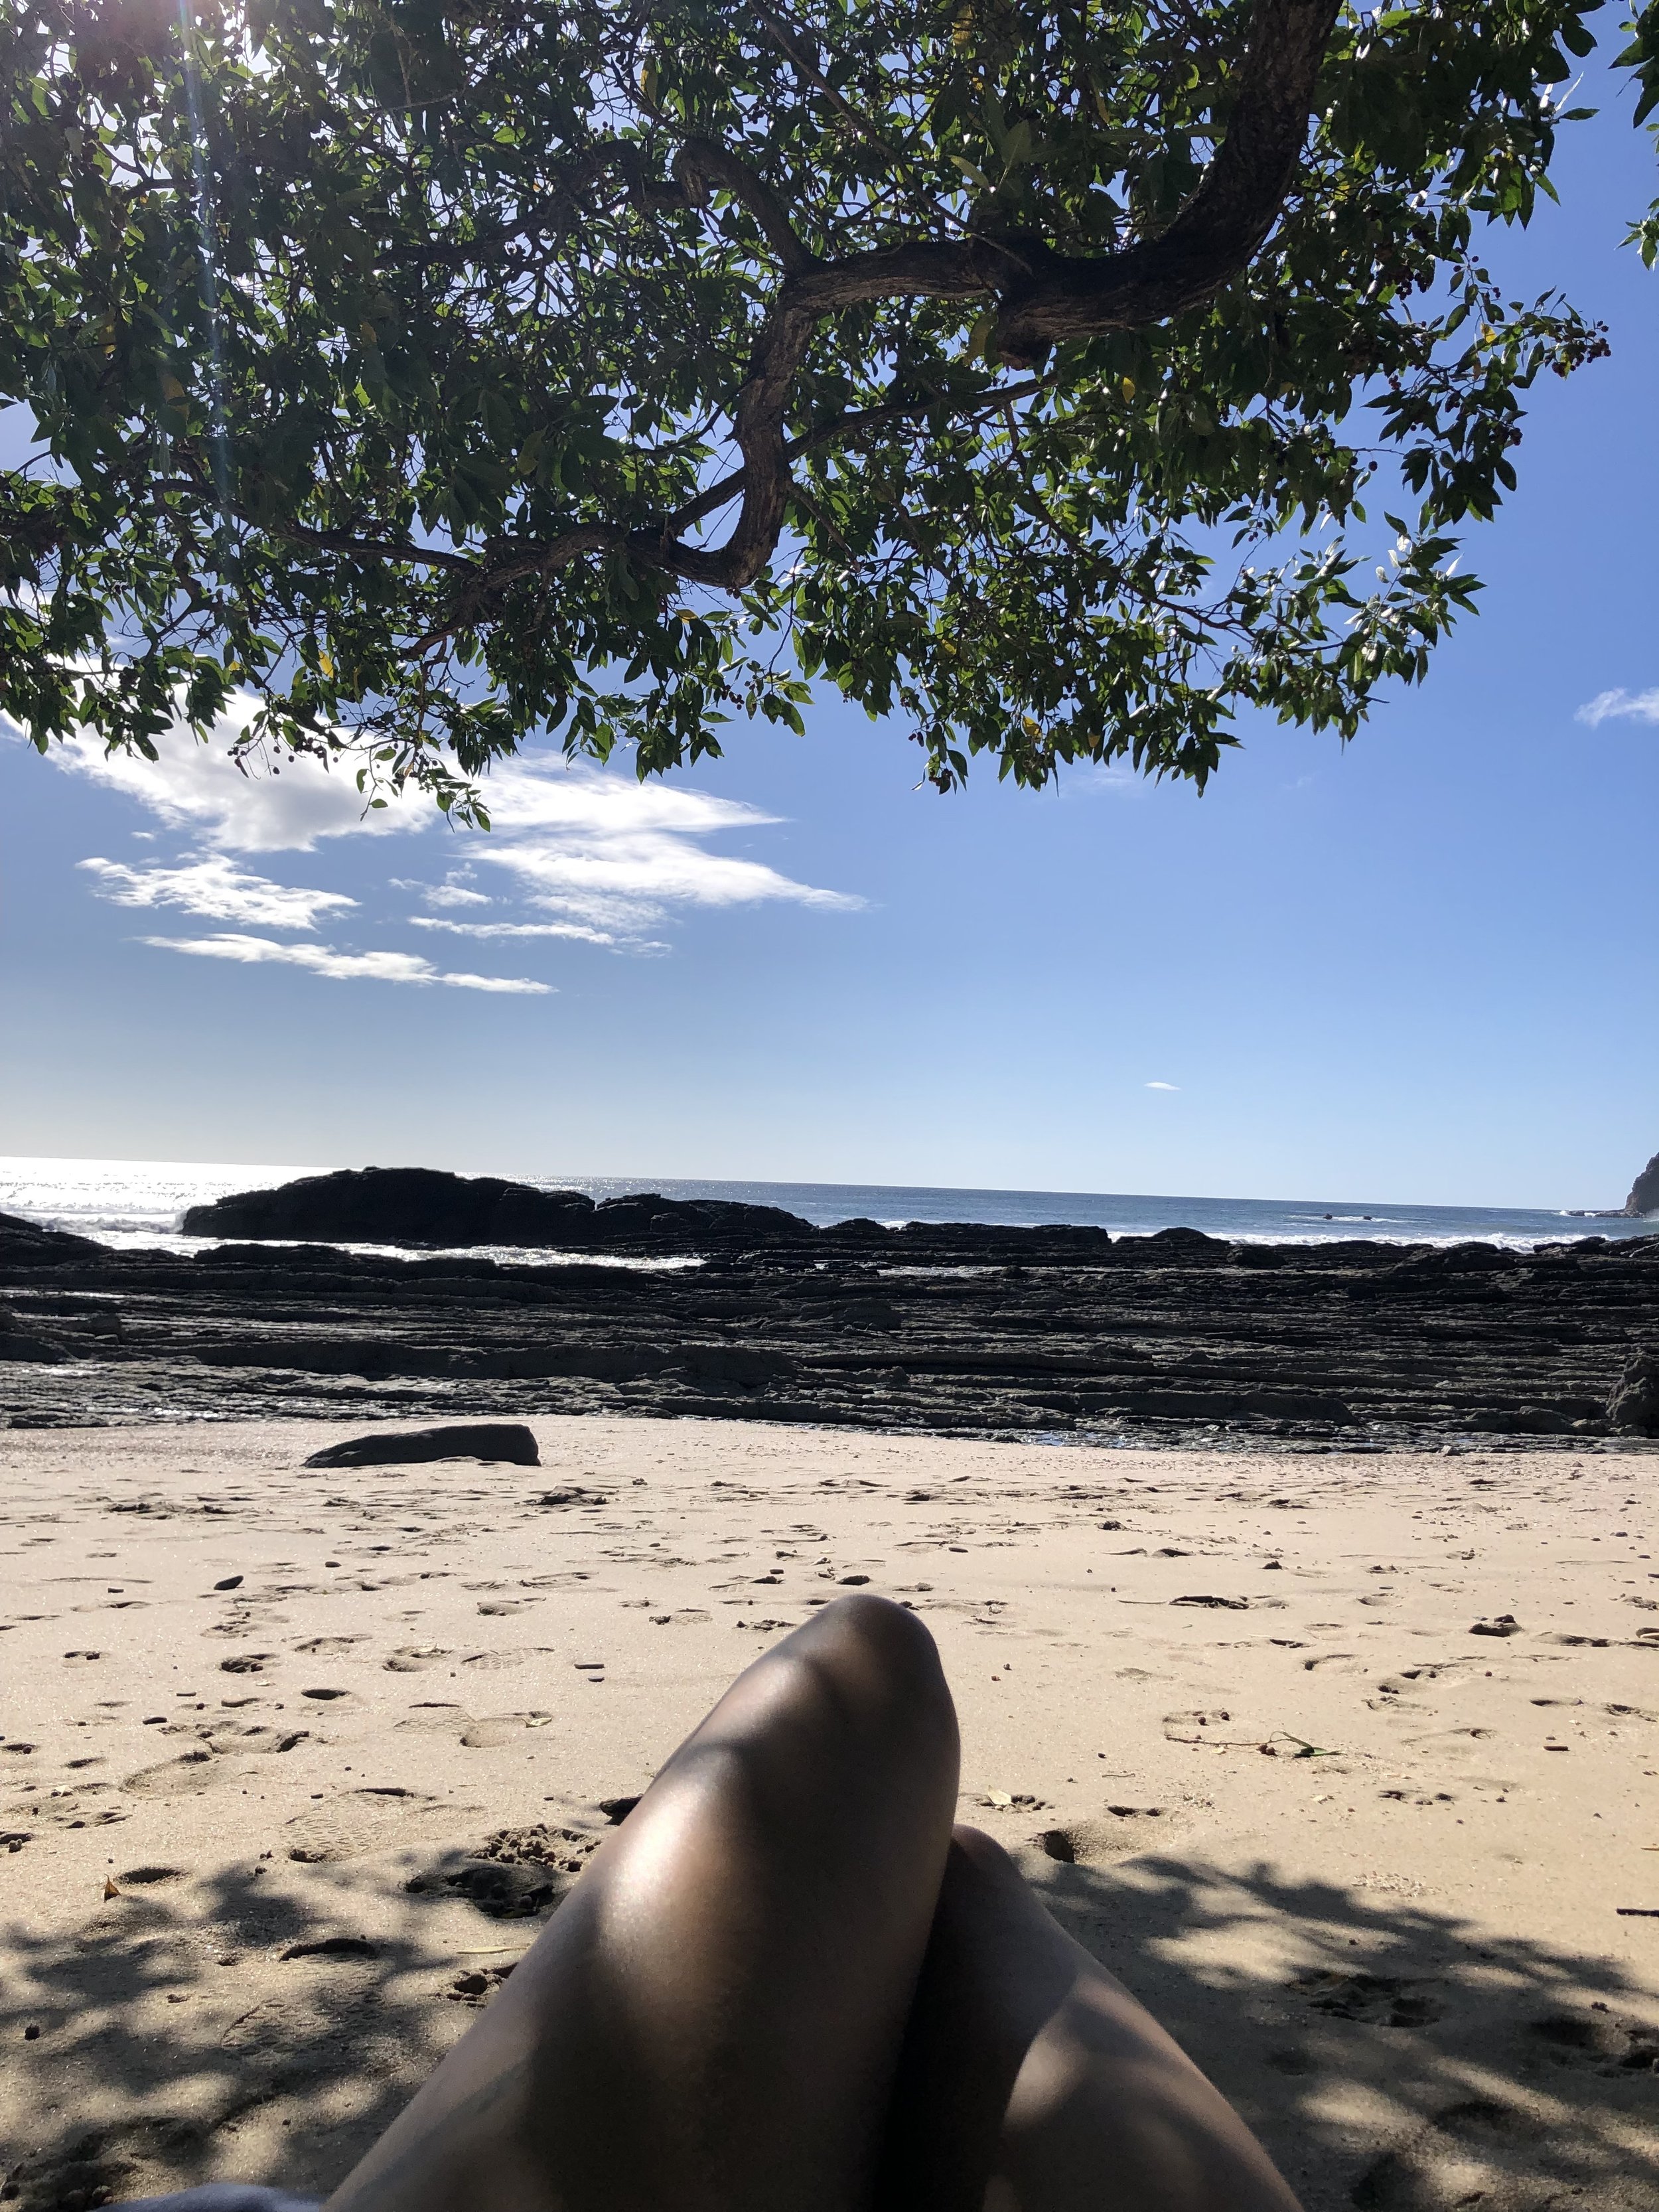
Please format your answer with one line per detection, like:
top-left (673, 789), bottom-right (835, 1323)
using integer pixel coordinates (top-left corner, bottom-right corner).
top-left (949, 1822), bottom-right (1022, 1881)
top-left (794, 1594), bottom-right (956, 1736)
top-left (812, 1590), bottom-right (943, 1677)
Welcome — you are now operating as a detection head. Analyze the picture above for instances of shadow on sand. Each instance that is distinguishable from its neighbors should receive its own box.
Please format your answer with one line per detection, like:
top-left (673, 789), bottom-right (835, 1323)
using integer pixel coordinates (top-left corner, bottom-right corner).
top-left (2, 1834), bottom-right (1656, 2211)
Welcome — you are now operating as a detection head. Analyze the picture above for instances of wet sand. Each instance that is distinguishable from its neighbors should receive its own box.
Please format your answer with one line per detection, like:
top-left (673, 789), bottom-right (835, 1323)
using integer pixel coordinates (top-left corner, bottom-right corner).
top-left (2, 1418), bottom-right (1656, 2210)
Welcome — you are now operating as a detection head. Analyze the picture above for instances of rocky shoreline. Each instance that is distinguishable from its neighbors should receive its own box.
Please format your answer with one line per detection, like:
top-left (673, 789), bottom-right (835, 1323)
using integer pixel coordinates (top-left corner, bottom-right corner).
top-left (3, 1183), bottom-right (1658, 1447)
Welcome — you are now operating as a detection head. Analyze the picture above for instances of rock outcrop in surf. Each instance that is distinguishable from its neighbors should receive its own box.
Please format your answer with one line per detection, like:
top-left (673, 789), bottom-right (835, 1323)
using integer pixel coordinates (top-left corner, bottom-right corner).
top-left (177, 1166), bottom-right (1133, 1264)
top-left (1624, 1152), bottom-right (1659, 1218)
top-left (180, 1166), bottom-right (812, 1252)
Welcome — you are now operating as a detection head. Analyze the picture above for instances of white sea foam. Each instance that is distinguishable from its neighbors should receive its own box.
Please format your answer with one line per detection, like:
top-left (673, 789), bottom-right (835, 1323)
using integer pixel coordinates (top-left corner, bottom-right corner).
top-left (0, 1155), bottom-right (314, 1238)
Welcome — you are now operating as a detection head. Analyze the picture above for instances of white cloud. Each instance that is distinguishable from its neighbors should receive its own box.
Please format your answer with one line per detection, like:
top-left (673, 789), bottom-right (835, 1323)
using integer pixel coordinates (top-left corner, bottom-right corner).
top-left (14, 702), bottom-right (861, 959)
top-left (1575, 687), bottom-right (1659, 728)
top-left (141, 933), bottom-right (551, 994)
top-left (26, 704), bottom-right (429, 852)
top-left (1066, 762), bottom-right (1141, 799)
top-left (1145, 1080), bottom-right (1180, 1091)
top-left (482, 839), bottom-right (858, 928)
top-left (472, 763), bottom-right (861, 930)
top-left (410, 916), bottom-right (654, 950)
top-left (80, 855), bottom-right (356, 931)
top-left (422, 884), bottom-right (492, 909)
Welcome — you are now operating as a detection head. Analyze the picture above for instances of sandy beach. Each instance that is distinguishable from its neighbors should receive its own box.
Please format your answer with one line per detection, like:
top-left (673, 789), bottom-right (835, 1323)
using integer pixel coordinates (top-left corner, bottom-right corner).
top-left (3, 1417), bottom-right (1657, 2210)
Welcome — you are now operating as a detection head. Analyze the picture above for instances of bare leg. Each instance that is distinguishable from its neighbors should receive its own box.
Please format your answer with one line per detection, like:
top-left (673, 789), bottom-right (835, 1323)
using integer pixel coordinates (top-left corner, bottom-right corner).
top-left (325, 1595), bottom-right (959, 2212)
top-left (878, 1826), bottom-right (1304, 2212)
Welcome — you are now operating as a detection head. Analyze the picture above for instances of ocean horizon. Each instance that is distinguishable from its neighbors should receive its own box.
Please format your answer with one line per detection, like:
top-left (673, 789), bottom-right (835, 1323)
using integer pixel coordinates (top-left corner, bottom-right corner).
top-left (1, 1153), bottom-right (1650, 1259)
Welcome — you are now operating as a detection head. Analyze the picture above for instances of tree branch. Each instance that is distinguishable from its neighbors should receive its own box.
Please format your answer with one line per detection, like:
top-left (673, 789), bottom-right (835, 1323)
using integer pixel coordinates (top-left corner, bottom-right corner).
top-left (275, 520), bottom-right (478, 573)
top-left (991, 0), bottom-right (1341, 364)
top-left (647, 0), bottom-right (1338, 587)
top-left (299, 0), bottom-right (1338, 622)
top-left (750, 4), bottom-right (910, 165)
top-left (658, 376), bottom-right (1050, 538)
top-left (674, 137), bottom-right (816, 272)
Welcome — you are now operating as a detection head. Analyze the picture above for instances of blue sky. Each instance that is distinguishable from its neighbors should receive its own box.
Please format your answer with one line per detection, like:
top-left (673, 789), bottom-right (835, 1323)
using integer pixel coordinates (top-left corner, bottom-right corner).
top-left (2, 65), bottom-right (1655, 1209)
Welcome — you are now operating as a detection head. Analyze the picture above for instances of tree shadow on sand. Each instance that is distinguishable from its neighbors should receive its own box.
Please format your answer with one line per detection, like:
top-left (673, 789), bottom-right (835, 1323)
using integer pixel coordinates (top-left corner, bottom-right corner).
top-left (0, 1824), bottom-right (595, 2211)
top-left (2, 1829), bottom-right (1656, 2211)
top-left (1023, 1837), bottom-right (1659, 2212)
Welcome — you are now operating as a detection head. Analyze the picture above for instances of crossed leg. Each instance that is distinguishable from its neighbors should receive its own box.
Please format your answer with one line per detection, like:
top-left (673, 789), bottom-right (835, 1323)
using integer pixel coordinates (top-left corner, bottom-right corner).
top-left (880, 1827), bottom-right (1303, 2212)
top-left (323, 1595), bottom-right (1301, 2212)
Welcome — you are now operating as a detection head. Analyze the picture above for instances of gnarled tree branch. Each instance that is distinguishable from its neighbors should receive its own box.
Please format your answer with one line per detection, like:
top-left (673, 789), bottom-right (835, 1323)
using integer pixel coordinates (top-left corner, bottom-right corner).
top-left (991, 0), bottom-right (1342, 362)
top-left (401, 0), bottom-right (1336, 625)
top-left (648, 0), bottom-right (1339, 589)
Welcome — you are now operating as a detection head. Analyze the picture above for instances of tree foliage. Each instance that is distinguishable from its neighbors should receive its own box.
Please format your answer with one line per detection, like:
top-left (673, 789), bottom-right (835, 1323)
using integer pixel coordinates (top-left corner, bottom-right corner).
top-left (0, 0), bottom-right (1645, 811)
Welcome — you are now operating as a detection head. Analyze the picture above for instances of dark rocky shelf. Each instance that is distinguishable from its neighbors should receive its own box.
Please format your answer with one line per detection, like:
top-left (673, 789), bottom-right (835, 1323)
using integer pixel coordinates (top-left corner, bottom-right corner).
top-left (4, 1173), bottom-right (1658, 1447)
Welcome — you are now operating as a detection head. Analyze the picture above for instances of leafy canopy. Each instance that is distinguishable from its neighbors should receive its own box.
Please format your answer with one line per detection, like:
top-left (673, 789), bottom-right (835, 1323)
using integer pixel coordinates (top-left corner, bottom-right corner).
top-left (0, 0), bottom-right (1648, 814)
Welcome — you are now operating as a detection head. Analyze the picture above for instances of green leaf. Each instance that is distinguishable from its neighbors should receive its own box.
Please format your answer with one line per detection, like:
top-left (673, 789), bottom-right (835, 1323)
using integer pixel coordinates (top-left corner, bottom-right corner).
top-left (0, 0), bottom-right (1622, 813)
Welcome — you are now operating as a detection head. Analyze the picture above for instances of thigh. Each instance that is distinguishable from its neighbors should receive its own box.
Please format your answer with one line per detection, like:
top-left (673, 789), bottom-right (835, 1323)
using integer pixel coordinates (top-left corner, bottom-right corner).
top-left (326, 1595), bottom-right (961, 2212)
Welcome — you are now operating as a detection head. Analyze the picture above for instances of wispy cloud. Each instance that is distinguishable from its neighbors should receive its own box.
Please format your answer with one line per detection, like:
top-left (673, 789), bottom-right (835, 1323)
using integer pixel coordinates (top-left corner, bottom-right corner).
top-left (142, 934), bottom-right (551, 994)
top-left (1145, 1080), bottom-right (1181, 1091)
top-left (410, 916), bottom-right (653, 950)
top-left (29, 703), bottom-right (428, 853)
top-left (15, 701), bottom-right (862, 984)
top-left (80, 855), bottom-right (356, 931)
top-left (1061, 761), bottom-right (1145, 802)
top-left (482, 838), bottom-right (858, 931)
top-left (26, 721), bottom-right (853, 918)
top-left (421, 883), bottom-right (492, 909)
top-left (1575, 686), bottom-right (1659, 728)
top-left (472, 763), bottom-right (861, 933)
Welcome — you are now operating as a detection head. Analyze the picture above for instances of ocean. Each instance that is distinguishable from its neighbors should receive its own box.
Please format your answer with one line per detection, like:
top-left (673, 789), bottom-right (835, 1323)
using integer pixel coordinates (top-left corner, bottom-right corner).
top-left (0, 1154), bottom-right (1650, 1261)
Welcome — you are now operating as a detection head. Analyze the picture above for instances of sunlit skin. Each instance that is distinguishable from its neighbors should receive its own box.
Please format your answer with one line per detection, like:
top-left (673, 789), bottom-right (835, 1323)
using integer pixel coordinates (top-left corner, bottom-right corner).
top-left (322, 1595), bottom-right (1303, 2212)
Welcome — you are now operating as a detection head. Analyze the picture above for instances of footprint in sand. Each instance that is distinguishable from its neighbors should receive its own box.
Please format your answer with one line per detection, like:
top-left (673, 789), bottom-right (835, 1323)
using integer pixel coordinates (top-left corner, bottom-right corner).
top-left (384, 1644), bottom-right (452, 1672)
top-left (1402, 1726), bottom-right (1497, 1758)
top-left (281, 1783), bottom-right (456, 1863)
top-left (1350, 2098), bottom-right (1563, 2212)
top-left (221, 1981), bottom-right (386, 2057)
top-left (392, 1702), bottom-right (540, 1749)
top-left (1526, 2010), bottom-right (1659, 2073)
top-left (200, 1720), bottom-right (309, 1756)
top-left (396, 1702), bottom-right (466, 1733)
top-left (1293, 1968), bottom-right (1445, 2026)
top-left (281, 1933), bottom-right (379, 1960)
top-left (26, 1783), bottom-right (129, 1830)
top-left (121, 1750), bottom-right (230, 1798)
top-left (1368, 1684), bottom-right (1433, 1712)
top-left (459, 1718), bottom-right (528, 1748)
top-left (293, 1635), bottom-right (365, 1655)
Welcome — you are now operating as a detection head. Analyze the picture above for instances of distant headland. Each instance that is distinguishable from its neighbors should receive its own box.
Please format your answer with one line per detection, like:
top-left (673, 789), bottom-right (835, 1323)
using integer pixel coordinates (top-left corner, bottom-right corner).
top-left (1564, 1148), bottom-right (1658, 1221)
top-left (1624, 1151), bottom-right (1659, 1218)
